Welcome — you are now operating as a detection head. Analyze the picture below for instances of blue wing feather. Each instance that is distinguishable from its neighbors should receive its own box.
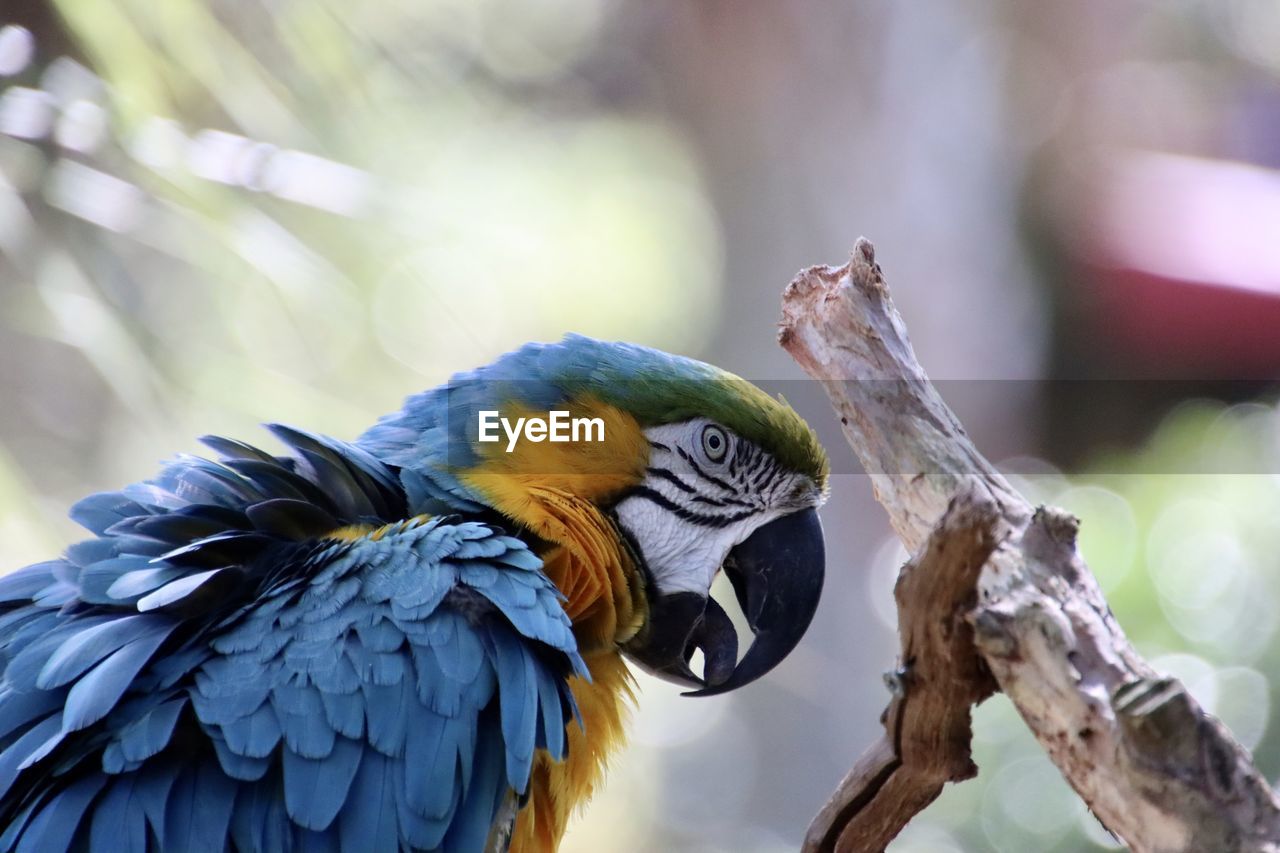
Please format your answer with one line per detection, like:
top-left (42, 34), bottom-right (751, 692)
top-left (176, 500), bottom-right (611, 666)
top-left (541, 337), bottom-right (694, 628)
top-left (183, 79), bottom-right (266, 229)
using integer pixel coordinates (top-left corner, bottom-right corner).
top-left (318, 691), bottom-right (364, 740)
top-left (272, 683), bottom-right (335, 760)
top-left (131, 762), bottom-right (179, 844)
top-left (220, 702), bottom-right (281, 759)
top-left (78, 557), bottom-right (165, 604)
top-left (0, 689), bottom-right (62, 743)
top-left (5, 617), bottom-right (114, 692)
top-left (229, 777), bottom-right (291, 853)
top-left (115, 697), bottom-right (186, 764)
top-left (0, 565), bottom-right (59, 605)
top-left (209, 733), bottom-right (273, 782)
top-left (0, 795), bottom-right (43, 853)
top-left (38, 615), bottom-right (170, 690)
top-left (61, 629), bottom-right (175, 732)
top-left (338, 749), bottom-right (399, 853)
top-left (488, 625), bottom-right (539, 792)
top-left (0, 715), bottom-right (61, 801)
top-left (15, 773), bottom-right (106, 853)
top-left (88, 771), bottom-right (150, 853)
top-left (162, 762), bottom-right (237, 853)
top-left (68, 493), bottom-right (153, 537)
top-left (443, 707), bottom-right (511, 852)
top-left (0, 428), bottom-right (584, 852)
top-left (282, 735), bottom-right (362, 830)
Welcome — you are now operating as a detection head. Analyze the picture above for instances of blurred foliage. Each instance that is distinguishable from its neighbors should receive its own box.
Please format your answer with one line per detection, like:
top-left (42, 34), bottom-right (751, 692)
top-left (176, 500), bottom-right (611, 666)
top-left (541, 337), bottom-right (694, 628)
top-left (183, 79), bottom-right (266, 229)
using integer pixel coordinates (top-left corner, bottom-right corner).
top-left (893, 398), bottom-right (1280, 851)
top-left (0, 0), bottom-right (721, 559)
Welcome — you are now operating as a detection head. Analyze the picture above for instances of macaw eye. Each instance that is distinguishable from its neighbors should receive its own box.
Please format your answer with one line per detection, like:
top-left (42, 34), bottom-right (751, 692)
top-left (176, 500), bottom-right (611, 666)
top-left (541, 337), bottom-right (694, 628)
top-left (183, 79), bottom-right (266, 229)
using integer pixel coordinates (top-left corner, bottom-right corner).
top-left (700, 424), bottom-right (729, 463)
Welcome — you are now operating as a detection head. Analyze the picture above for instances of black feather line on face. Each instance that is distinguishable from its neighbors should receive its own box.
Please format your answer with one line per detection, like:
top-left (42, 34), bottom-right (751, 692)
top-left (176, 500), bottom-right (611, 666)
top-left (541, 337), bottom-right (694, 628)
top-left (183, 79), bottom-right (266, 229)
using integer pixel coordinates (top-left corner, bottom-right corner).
top-left (689, 492), bottom-right (754, 509)
top-left (624, 485), bottom-right (756, 529)
top-left (674, 447), bottom-right (739, 495)
top-left (751, 460), bottom-right (778, 492)
top-left (648, 467), bottom-right (697, 495)
top-left (649, 467), bottom-right (753, 509)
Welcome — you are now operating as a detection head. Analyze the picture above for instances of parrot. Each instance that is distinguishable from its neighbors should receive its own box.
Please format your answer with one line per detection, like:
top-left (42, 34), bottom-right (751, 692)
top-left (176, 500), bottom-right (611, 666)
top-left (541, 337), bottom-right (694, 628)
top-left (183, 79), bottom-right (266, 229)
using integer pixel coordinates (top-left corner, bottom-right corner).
top-left (0, 334), bottom-right (828, 852)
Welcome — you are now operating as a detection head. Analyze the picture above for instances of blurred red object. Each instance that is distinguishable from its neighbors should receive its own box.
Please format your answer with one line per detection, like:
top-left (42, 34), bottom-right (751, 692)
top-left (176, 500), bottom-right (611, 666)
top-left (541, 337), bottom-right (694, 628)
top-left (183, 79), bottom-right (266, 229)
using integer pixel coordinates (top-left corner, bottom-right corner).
top-left (1083, 151), bottom-right (1280, 378)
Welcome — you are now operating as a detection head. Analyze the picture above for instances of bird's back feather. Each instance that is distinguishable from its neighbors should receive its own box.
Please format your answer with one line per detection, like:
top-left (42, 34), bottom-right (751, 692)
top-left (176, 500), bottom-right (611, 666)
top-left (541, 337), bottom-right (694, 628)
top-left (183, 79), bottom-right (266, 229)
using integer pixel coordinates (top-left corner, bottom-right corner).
top-left (0, 427), bottom-right (584, 852)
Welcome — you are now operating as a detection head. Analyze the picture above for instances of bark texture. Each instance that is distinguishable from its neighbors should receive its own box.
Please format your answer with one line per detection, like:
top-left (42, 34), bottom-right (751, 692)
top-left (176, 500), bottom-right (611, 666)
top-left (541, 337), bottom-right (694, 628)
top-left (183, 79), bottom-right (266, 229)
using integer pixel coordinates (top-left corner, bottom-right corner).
top-left (781, 239), bottom-right (1280, 853)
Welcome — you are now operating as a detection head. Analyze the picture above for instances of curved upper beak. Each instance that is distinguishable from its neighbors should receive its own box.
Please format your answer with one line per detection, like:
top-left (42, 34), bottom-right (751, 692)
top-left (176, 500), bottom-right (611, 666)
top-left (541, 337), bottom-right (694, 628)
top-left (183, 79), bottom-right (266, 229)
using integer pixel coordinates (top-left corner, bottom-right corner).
top-left (623, 507), bottom-right (825, 696)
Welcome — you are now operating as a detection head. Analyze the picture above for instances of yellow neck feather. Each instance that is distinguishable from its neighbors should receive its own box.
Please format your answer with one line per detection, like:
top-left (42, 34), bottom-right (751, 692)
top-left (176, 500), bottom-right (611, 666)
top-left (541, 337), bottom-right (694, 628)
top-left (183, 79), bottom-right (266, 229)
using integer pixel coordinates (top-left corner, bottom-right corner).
top-left (509, 653), bottom-right (635, 853)
top-left (460, 397), bottom-right (650, 651)
top-left (459, 398), bottom-right (651, 849)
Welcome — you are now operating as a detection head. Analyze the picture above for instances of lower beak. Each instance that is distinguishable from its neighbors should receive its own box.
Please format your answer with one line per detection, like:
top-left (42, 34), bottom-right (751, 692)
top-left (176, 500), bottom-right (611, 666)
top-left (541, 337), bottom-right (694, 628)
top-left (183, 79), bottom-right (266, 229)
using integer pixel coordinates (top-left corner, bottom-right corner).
top-left (623, 507), bottom-right (826, 696)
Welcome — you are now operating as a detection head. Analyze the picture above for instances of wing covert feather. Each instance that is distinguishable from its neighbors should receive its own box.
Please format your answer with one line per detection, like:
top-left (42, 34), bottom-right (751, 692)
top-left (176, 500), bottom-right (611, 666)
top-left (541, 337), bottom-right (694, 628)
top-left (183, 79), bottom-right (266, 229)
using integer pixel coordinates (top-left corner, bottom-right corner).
top-left (0, 430), bottom-right (584, 851)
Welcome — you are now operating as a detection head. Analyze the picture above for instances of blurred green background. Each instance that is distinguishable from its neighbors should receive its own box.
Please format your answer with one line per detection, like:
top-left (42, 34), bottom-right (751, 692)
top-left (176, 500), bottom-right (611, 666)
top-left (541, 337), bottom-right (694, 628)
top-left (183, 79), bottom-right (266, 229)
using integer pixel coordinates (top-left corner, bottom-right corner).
top-left (4, 1), bottom-right (1280, 850)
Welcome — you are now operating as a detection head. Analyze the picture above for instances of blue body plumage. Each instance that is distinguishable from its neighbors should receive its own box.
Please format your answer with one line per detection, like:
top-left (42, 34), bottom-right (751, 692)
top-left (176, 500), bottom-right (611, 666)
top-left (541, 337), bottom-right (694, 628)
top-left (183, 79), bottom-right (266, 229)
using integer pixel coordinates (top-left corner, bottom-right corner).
top-left (0, 334), bottom-right (833, 852)
top-left (0, 426), bottom-right (584, 852)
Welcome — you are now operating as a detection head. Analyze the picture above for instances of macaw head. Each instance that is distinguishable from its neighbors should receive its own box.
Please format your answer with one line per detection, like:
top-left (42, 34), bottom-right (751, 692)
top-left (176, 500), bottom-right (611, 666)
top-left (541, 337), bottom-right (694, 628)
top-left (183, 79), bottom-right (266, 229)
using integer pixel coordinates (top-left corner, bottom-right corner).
top-left (610, 412), bottom-right (826, 696)
top-left (359, 334), bottom-right (828, 695)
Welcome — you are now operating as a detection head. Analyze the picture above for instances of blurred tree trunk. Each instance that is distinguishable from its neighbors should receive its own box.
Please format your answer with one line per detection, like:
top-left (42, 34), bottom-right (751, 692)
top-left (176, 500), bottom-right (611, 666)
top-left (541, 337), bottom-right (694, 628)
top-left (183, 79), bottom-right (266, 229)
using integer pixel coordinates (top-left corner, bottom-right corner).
top-left (781, 239), bottom-right (1280, 853)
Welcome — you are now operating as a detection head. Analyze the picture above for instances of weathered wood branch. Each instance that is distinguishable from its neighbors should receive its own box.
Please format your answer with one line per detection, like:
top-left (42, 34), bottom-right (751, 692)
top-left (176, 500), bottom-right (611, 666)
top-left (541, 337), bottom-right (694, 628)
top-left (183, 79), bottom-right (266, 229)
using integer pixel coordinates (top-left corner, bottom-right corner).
top-left (780, 239), bottom-right (1280, 853)
top-left (803, 488), bottom-right (999, 852)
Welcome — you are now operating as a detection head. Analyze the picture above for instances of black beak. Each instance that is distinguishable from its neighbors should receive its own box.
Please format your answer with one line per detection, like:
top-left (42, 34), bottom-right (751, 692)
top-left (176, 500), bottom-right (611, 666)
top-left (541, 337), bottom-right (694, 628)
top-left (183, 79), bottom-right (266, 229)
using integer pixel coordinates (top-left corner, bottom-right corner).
top-left (622, 507), bottom-right (825, 696)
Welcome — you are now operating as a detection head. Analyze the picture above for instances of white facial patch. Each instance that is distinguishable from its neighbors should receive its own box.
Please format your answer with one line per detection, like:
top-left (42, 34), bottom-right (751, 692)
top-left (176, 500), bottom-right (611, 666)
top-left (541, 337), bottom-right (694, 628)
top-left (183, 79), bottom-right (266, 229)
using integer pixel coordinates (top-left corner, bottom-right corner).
top-left (612, 420), bottom-right (823, 597)
top-left (614, 495), bottom-right (773, 594)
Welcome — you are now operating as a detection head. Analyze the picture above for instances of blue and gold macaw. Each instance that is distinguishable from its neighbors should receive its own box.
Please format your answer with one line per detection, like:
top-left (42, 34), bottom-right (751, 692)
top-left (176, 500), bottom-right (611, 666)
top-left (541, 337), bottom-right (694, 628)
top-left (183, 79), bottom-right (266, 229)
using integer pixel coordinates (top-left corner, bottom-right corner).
top-left (0, 335), bottom-right (828, 852)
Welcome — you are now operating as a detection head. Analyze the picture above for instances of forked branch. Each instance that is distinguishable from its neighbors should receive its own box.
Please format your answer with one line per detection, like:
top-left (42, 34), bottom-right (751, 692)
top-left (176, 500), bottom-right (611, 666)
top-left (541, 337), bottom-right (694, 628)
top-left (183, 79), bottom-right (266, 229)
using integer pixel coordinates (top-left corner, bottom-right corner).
top-left (780, 239), bottom-right (1280, 853)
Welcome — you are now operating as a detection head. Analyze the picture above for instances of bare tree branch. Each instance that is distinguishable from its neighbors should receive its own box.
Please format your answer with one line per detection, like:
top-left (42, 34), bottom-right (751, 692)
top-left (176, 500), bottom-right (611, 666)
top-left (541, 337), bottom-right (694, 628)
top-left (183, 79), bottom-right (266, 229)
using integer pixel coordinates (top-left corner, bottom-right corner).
top-left (803, 488), bottom-right (999, 853)
top-left (781, 239), bottom-right (1280, 853)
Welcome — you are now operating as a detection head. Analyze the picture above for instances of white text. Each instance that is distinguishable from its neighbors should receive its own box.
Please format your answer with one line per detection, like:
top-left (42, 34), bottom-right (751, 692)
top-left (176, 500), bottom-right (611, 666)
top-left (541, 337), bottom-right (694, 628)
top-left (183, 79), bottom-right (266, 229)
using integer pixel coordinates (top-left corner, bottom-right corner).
top-left (477, 410), bottom-right (606, 452)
